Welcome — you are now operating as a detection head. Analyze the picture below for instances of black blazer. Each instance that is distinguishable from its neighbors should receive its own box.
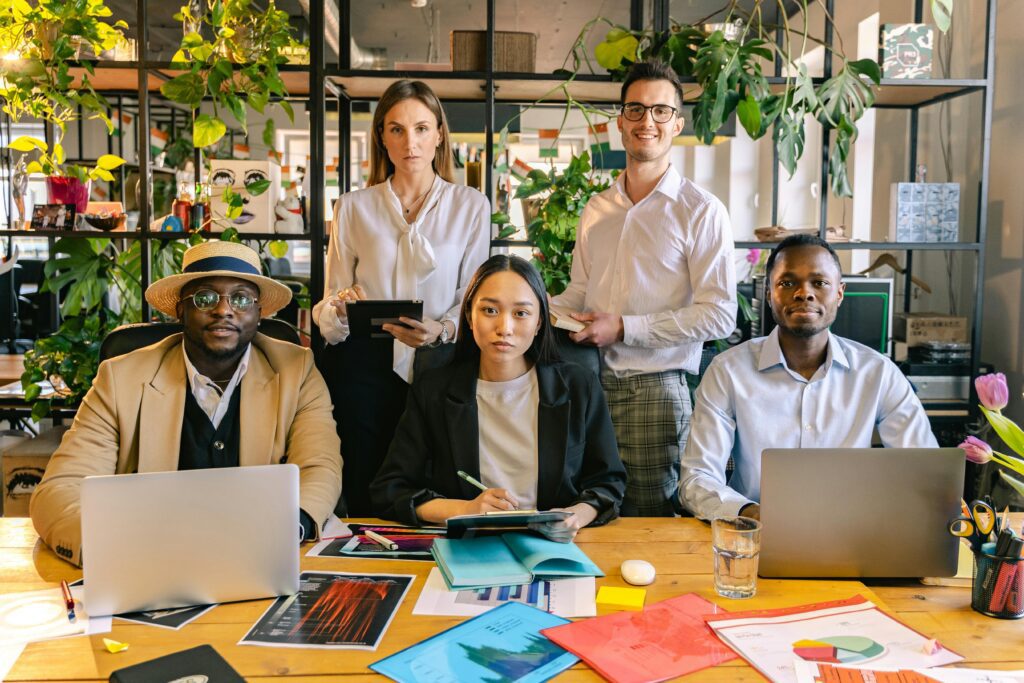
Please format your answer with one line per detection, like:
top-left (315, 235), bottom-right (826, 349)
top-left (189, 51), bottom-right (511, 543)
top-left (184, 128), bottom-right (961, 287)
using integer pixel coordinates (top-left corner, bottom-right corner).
top-left (370, 359), bottom-right (626, 527)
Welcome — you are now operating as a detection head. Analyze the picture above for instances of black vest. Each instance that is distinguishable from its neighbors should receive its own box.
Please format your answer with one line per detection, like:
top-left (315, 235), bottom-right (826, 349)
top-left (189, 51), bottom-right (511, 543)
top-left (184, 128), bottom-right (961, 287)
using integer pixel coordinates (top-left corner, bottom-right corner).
top-left (179, 386), bottom-right (242, 471)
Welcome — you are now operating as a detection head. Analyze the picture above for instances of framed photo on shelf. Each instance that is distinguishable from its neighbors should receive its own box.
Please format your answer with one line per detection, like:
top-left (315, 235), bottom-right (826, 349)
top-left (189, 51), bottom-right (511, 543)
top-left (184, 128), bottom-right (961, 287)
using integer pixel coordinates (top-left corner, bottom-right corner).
top-left (30, 203), bottom-right (76, 231)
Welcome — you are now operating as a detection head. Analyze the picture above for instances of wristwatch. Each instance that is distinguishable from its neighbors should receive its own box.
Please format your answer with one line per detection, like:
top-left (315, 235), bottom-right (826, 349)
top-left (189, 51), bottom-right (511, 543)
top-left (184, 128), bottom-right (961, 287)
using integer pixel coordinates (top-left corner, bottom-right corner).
top-left (428, 319), bottom-right (452, 348)
top-left (438, 319), bottom-right (452, 344)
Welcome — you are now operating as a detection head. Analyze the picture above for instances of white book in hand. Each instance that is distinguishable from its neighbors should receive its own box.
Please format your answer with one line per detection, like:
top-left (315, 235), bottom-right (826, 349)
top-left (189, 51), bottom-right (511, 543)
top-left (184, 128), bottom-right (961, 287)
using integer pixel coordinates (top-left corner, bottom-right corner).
top-left (550, 311), bottom-right (586, 333)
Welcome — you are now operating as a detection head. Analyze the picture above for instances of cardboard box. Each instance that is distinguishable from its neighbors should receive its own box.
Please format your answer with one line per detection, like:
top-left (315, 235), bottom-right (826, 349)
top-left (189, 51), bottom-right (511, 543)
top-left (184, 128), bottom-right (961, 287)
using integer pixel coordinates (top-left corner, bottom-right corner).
top-left (209, 159), bottom-right (280, 233)
top-left (2, 427), bottom-right (67, 517)
top-left (894, 312), bottom-right (969, 347)
top-left (450, 31), bottom-right (536, 72)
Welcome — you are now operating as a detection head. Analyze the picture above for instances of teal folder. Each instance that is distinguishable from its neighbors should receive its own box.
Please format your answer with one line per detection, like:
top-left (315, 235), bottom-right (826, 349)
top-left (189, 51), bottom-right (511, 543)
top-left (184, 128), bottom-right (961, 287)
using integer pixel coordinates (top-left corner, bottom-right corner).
top-left (430, 532), bottom-right (604, 590)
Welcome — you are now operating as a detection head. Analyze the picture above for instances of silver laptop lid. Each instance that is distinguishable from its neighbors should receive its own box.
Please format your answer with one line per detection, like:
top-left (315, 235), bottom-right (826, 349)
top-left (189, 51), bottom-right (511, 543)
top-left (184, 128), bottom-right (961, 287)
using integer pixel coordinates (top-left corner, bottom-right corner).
top-left (759, 448), bottom-right (964, 578)
top-left (81, 464), bottom-right (300, 616)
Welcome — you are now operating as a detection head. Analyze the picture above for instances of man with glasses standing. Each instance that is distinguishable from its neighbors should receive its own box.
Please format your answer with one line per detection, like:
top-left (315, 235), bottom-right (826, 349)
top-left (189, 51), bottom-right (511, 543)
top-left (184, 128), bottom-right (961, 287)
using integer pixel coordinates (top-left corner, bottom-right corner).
top-left (551, 60), bottom-right (736, 517)
top-left (31, 241), bottom-right (342, 566)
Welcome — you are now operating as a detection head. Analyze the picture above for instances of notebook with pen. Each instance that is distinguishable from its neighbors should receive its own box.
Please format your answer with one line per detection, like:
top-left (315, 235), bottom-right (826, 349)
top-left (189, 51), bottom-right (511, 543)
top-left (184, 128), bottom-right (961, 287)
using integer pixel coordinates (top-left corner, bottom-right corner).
top-left (431, 532), bottom-right (603, 590)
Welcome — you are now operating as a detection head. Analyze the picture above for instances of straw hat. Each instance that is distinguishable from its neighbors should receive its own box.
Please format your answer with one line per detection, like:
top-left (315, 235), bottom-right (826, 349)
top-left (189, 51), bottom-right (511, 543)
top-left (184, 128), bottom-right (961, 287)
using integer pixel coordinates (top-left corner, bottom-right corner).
top-left (145, 241), bottom-right (293, 318)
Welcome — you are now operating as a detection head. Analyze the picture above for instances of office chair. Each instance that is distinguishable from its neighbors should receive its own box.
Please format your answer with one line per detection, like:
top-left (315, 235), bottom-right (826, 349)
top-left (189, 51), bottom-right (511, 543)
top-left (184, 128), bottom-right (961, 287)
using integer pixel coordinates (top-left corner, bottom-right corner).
top-left (99, 318), bottom-right (300, 363)
top-left (550, 327), bottom-right (600, 378)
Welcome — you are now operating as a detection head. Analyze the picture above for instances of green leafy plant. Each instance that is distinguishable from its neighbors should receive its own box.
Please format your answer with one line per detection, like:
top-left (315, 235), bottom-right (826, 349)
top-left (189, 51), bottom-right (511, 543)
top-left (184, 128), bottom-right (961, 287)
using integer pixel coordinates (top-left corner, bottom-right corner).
top-left (492, 152), bottom-right (610, 295)
top-left (20, 237), bottom-right (135, 419)
top-left (160, 0), bottom-right (303, 150)
top-left (0, 0), bottom-right (128, 134)
top-left (7, 135), bottom-right (125, 182)
top-left (17, 233), bottom-right (279, 419)
top-left (577, 3), bottom-right (887, 198)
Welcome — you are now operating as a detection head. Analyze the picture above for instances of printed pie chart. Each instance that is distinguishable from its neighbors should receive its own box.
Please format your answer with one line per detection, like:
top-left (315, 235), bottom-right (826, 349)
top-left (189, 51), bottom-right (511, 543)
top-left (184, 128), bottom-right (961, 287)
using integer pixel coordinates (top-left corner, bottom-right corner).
top-left (792, 636), bottom-right (886, 664)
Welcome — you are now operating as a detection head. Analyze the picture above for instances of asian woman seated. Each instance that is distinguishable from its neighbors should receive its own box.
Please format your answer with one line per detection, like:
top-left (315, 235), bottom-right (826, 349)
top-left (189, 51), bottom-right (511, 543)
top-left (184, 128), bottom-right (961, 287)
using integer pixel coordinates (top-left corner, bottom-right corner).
top-left (370, 254), bottom-right (626, 541)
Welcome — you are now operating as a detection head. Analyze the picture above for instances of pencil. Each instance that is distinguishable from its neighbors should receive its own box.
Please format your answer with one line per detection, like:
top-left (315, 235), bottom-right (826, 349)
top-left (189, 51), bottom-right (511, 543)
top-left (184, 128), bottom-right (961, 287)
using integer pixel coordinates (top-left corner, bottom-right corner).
top-left (456, 470), bottom-right (487, 492)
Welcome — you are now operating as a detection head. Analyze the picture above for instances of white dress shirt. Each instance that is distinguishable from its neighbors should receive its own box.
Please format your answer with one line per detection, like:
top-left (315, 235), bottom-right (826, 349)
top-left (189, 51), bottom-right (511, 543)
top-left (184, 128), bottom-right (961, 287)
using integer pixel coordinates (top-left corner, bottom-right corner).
top-left (312, 175), bottom-right (491, 381)
top-left (476, 368), bottom-right (540, 510)
top-left (551, 165), bottom-right (737, 377)
top-left (678, 329), bottom-right (939, 520)
top-left (182, 342), bottom-right (251, 428)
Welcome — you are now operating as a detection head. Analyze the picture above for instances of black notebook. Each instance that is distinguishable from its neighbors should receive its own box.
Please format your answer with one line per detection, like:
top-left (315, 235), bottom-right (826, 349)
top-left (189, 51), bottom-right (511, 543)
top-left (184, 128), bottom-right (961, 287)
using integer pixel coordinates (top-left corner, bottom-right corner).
top-left (109, 645), bottom-right (243, 682)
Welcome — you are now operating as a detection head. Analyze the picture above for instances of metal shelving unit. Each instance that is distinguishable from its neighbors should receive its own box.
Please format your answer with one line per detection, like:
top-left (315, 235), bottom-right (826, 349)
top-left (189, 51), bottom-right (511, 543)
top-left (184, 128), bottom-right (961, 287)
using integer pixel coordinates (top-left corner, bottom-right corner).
top-left (0, 0), bottom-right (996, 386)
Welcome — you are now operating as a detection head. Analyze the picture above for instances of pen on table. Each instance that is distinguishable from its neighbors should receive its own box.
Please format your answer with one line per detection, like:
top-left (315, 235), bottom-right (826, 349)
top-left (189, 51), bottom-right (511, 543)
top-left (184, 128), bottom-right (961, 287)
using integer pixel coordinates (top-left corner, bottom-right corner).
top-left (364, 529), bottom-right (399, 551)
top-left (60, 579), bottom-right (76, 622)
top-left (456, 470), bottom-right (518, 510)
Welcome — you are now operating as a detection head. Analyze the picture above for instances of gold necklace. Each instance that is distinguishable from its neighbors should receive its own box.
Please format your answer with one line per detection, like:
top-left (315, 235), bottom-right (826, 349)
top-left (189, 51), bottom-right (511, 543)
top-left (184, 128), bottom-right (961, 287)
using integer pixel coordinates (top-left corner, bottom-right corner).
top-left (397, 176), bottom-right (435, 214)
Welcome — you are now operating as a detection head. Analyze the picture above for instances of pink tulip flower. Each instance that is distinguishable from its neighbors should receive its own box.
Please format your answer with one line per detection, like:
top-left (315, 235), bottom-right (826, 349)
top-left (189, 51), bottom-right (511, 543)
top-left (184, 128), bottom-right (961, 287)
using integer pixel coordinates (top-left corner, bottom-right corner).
top-left (975, 373), bottom-right (1009, 411)
top-left (959, 436), bottom-right (993, 464)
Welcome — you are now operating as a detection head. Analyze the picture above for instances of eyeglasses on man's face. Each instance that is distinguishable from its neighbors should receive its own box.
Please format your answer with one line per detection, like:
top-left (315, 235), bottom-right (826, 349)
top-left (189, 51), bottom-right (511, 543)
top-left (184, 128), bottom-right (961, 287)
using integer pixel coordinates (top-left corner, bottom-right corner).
top-left (182, 289), bottom-right (259, 312)
top-left (620, 102), bottom-right (678, 123)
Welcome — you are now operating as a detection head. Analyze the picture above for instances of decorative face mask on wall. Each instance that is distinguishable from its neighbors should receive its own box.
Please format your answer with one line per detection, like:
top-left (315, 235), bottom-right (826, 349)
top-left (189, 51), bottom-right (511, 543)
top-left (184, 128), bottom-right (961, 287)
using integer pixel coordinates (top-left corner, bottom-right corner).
top-left (209, 159), bottom-right (279, 233)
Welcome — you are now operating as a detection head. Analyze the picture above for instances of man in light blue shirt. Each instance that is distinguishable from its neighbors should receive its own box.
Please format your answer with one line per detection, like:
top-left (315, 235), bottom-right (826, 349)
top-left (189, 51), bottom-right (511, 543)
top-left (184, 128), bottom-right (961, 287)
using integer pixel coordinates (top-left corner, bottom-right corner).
top-left (678, 235), bottom-right (937, 521)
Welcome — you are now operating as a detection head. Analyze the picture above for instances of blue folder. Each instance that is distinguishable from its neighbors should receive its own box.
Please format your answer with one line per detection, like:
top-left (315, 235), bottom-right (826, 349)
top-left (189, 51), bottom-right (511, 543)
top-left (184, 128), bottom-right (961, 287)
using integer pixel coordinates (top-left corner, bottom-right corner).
top-left (430, 532), bottom-right (603, 590)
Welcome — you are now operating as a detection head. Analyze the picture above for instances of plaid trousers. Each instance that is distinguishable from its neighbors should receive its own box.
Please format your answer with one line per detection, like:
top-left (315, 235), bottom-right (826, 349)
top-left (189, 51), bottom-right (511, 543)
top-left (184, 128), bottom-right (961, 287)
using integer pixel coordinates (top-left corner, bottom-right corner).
top-left (601, 369), bottom-right (692, 517)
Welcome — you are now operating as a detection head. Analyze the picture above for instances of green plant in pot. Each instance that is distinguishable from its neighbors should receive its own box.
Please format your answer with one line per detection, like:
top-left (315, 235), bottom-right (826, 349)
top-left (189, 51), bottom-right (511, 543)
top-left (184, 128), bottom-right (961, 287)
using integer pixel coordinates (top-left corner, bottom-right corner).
top-left (20, 237), bottom-right (141, 420)
top-left (160, 0), bottom-right (304, 151)
top-left (7, 135), bottom-right (126, 215)
top-left (0, 0), bottom-right (128, 134)
top-left (571, 4), bottom-right (882, 198)
top-left (21, 236), bottom-right (192, 419)
top-left (492, 152), bottom-right (610, 296)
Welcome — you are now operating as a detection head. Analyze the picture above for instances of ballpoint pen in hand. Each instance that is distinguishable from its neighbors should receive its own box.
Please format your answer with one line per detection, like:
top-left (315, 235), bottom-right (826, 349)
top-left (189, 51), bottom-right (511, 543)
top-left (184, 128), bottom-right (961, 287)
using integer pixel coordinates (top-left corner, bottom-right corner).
top-left (456, 470), bottom-right (518, 510)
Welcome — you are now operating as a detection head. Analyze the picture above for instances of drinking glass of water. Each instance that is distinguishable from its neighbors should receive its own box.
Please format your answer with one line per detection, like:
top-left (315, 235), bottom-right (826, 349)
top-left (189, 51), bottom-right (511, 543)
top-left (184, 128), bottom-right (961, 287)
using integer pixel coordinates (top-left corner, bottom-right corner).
top-left (712, 516), bottom-right (762, 599)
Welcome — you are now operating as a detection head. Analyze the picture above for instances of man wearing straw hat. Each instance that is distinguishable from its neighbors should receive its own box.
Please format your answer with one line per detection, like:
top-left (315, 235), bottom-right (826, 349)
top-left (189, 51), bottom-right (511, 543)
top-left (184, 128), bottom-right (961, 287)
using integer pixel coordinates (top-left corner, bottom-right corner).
top-left (31, 241), bottom-right (342, 566)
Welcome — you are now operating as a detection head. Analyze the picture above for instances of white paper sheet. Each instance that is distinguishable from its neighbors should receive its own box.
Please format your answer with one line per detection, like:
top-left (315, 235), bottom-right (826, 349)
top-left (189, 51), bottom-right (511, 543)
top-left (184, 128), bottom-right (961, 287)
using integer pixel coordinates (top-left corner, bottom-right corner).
top-left (794, 660), bottom-right (1024, 682)
top-left (706, 596), bottom-right (963, 683)
top-left (0, 587), bottom-right (88, 645)
top-left (412, 567), bottom-right (596, 618)
top-left (0, 642), bottom-right (26, 682)
top-left (320, 515), bottom-right (352, 540)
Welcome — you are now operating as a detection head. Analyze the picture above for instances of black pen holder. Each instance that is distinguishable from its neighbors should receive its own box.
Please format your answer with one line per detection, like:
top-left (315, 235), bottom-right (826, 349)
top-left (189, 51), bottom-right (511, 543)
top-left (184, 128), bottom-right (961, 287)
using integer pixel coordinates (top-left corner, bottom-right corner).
top-left (971, 552), bottom-right (1024, 619)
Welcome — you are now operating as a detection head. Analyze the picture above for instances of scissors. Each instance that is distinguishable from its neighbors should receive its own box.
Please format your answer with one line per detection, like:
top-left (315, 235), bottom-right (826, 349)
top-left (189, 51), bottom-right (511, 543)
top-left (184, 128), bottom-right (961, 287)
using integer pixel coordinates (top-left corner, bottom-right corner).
top-left (948, 498), bottom-right (998, 551)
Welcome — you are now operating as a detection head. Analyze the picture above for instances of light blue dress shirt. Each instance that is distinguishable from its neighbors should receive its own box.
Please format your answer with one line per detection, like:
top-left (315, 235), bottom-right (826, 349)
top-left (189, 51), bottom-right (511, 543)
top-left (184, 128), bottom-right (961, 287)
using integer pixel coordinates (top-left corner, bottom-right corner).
top-left (678, 329), bottom-right (938, 520)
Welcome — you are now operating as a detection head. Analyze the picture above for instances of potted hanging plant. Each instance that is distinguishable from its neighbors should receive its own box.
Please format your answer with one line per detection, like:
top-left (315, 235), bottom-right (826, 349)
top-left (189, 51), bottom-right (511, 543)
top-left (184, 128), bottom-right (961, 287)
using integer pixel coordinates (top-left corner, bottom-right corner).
top-left (0, 0), bottom-right (128, 135)
top-left (559, 7), bottom-right (879, 198)
top-left (7, 136), bottom-right (125, 214)
top-left (160, 0), bottom-right (304, 151)
top-left (492, 152), bottom-right (610, 296)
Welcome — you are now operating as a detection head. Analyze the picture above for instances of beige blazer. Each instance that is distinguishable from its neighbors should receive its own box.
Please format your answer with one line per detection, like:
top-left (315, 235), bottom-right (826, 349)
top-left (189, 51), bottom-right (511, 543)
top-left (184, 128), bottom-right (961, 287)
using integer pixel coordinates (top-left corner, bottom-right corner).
top-left (30, 333), bottom-right (343, 566)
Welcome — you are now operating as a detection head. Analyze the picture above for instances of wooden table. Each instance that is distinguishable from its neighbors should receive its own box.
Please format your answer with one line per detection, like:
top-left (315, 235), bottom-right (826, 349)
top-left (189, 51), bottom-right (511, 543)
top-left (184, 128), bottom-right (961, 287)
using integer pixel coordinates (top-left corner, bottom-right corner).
top-left (3, 517), bottom-right (1023, 681)
top-left (0, 355), bottom-right (24, 386)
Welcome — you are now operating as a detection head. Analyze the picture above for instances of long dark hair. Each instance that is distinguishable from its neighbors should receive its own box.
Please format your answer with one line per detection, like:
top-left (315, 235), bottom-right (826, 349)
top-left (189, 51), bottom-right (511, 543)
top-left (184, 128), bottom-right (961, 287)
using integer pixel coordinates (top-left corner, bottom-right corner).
top-left (368, 79), bottom-right (455, 185)
top-left (455, 255), bottom-right (560, 366)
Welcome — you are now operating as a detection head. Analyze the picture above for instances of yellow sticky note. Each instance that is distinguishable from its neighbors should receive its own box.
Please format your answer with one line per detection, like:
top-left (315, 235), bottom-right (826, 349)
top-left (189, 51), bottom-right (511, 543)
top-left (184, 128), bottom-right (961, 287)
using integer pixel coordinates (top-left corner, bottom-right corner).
top-left (596, 585), bottom-right (646, 611)
top-left (103, 638), bottom-right (129, 653)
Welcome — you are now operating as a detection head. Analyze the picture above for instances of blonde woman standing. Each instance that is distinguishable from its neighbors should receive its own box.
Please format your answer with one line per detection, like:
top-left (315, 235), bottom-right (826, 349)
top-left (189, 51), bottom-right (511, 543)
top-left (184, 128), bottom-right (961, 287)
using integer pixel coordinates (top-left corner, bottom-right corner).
top-left (313, 79), bottom-right (490, 516)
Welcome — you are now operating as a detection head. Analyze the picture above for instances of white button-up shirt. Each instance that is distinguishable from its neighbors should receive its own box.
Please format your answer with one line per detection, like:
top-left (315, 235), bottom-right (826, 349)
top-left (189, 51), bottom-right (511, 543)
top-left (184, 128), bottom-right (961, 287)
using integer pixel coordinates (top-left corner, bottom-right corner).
top-left (678, 329), bottom-right (939, 520)
top-left (182, 342), bottom-right (251, 428)
top-left (312, 176), bottom-right (491, 380)
top-left (551, 166), bottom-right (737, 377)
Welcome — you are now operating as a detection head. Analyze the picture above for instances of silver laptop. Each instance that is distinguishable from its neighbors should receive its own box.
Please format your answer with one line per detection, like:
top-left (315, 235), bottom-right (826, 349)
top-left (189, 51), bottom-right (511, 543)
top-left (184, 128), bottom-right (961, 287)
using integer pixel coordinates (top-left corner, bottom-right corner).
top-left (759, 448), bottom-right (964, 578)
top-left (81, 464), bottom-right (300, 616)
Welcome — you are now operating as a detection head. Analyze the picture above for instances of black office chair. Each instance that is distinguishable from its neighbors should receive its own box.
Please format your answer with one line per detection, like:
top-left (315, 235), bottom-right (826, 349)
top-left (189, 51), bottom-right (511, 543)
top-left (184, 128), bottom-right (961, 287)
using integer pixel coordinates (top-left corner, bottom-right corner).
top-left (99, 318), bottom-right (301, 362)
top-left (550, 327), bottom-right (600, 378)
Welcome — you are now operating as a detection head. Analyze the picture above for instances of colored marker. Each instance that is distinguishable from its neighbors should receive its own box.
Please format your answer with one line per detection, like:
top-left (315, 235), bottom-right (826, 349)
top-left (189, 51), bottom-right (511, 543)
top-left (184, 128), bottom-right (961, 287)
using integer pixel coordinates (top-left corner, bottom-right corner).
top-left (60, 580), bottom-right (76, 622)
top-left (364, 529), bottom-right (399, 551)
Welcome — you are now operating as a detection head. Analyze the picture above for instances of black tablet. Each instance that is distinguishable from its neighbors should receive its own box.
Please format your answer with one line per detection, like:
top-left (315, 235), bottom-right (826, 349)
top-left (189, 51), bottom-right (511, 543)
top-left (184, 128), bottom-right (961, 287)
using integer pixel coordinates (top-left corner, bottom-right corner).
top-left (346, 299), bottom-right (423, 339)
top-left (445, 510), bottom-right (572, 539)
